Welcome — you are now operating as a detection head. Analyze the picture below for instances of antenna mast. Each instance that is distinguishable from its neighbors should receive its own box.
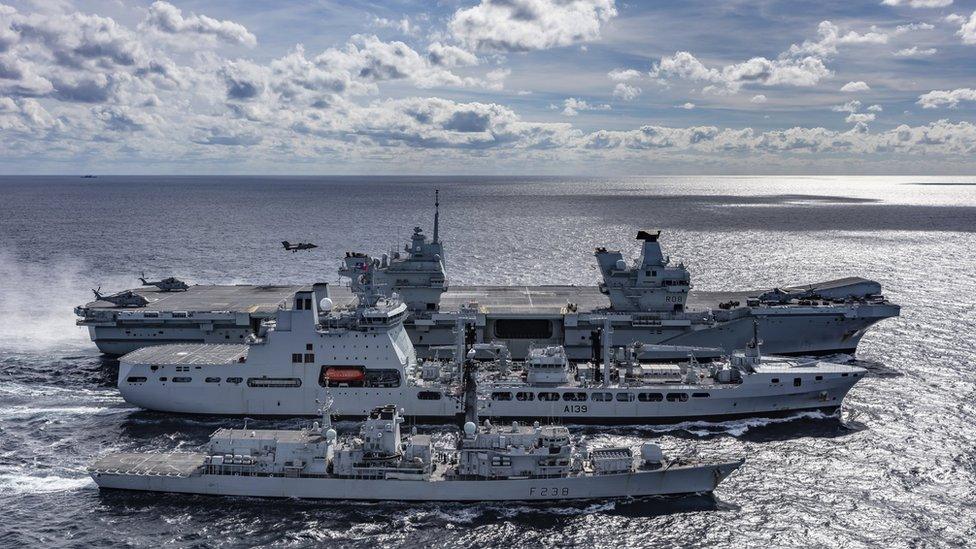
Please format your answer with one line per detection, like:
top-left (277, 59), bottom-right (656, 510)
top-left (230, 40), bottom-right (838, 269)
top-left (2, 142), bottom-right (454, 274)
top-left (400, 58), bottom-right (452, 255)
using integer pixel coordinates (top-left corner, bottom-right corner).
top-left (433, 189), bottom-right (440, 243)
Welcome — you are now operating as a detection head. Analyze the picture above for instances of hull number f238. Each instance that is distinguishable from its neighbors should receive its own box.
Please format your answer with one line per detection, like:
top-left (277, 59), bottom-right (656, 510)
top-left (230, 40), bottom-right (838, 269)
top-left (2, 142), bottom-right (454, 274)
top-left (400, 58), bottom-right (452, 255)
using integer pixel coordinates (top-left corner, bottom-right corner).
top-left (529, 486), bottom-right (570, 497)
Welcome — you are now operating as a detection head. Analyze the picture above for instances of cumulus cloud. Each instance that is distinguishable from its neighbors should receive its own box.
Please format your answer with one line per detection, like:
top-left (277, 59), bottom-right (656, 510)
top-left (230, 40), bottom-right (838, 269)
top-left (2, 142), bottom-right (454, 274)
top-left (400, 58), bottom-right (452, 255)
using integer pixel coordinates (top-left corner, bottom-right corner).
top-left (651, 51), bottom-right (830, 93)
top-left (608, 68), bottom-right (642, 82)
top-left (832, 100), bottom-right (862, 113)
top-left (785, 21), bottom-right (888, 58)
top-left (867, 104), bottom-right (884, 111)
top-left (894, 22), bottom-right (934, 34)
top-left (917, 87), bottom-right (976, 108)
top-left (846, 112), bottom-right (875, 124)
top-left (676, 102), bottom-right (695, 109)
top-left (882, 0), bottom-right (952, 7)
top-left (450, 0), bottom-right (617, 52)
top-left (841, 81), bottom-right (871, 92)
top-left (427, 42), bottom-right (478, 67)
top-left (612, 82), bottom-right (640, 100)
top-left (142, 1), bottom-right (256, 47)
top-left (371, 15), bottom-right (416, 36)
top-left (894, 46), bottom-right (937, 56)
top-left (553, 97), bottom-right (610, 116)
top-left (648, 21), bottom-right (891, 94)
top-left (750, 94), bottom-right (767, 103)
top-left (958, 11), bottom-right (976, 44)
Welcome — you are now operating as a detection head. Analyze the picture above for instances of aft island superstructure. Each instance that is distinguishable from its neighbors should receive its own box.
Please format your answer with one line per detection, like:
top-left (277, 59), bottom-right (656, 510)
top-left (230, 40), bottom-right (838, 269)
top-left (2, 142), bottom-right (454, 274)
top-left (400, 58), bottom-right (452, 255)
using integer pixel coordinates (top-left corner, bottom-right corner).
top-left (75, 195), bottom-right (899, 360)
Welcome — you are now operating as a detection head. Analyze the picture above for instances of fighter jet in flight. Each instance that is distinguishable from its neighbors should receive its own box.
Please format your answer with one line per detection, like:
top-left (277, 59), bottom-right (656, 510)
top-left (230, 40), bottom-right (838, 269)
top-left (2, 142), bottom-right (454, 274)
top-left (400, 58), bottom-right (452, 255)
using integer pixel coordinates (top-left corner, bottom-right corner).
top-left (139, 274), bottom-right (189, 292)
top-left (92, 286), bottom-right (150, 308)
top-left (282, 241), bottom-right (318, 252)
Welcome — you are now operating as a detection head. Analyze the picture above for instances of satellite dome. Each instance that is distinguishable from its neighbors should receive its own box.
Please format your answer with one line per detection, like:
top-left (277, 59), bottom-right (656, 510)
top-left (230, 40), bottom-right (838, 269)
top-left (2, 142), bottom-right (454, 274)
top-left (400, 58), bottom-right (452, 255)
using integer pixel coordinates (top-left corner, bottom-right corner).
top-left (615, 259), bottom-right (627, 271)
top-left (641, 442), bottom-right (663, 463)
top-left (463, 421), bottom-right (476, 436)
top-left (319, 297), bottom-right (333, 311)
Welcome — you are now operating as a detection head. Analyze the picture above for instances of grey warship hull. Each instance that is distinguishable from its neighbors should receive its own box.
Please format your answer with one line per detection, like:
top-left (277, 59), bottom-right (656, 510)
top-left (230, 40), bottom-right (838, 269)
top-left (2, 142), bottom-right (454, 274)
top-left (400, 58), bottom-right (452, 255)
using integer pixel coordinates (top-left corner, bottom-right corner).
top-left (90, 453), bottom-right (742, 501)
top-left (76, 280), bottom-right (898, 360)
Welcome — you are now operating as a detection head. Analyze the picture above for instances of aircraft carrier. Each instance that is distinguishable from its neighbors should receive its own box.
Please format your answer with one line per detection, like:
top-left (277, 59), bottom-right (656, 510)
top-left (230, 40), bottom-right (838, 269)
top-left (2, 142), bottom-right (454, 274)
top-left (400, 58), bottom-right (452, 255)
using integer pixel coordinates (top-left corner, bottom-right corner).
top-left (75, 197), bottom-right (900, 360)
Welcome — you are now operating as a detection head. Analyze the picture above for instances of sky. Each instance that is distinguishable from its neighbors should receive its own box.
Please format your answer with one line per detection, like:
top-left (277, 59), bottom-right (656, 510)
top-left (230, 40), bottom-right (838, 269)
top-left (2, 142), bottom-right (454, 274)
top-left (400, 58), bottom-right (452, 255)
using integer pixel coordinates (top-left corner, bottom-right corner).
top-left (1, 0), bottom-right (975, 175)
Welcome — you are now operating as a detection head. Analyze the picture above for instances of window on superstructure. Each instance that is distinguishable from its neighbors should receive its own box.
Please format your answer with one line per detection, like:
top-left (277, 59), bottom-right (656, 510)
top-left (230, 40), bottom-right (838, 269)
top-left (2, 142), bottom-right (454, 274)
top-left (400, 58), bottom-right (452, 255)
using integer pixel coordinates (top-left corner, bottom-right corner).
top-left (291, 353), bottom-right (302, 363)
top-left (666, 393), bottom-right (688, 402)
top-left (304, 353), bottom-right (315, 363)
top-left (615, 392), bottom-right (635, 402)
top-left (226, 377), bottom-right (243, 384)
top-left (538, 392), bottom-right (560, 402)
top-left (173, 377), bottom-right (191, 383)
top-left (491, 392), bottom-right (513, 401)
top-left (306, 344), bottom-right (313, 351)
top-left (516, 392), bottom-right (534, 401)
top-left (562, 392), bottom-right (587, 401)
top-left (205, 377), bottom-right (221, 383)
top-left (417, 391), bottom-right (442, 400)
top-left (591, 392), bottom-right (612, 402)
top-left (692, 392), bottom-right (710, 398)
top-left (638, 392), bottom-right (663, 402)
top-left (794, 377), bottom-right (802, 387)
top-left (126, 376), bottom-right (147, 383)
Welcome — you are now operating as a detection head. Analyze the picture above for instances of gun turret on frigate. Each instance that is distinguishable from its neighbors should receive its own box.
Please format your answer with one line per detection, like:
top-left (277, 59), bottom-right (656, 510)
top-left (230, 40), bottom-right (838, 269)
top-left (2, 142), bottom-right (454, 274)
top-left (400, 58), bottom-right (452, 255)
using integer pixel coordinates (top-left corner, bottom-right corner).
top-left (594, 230), bottom-right (691, 312)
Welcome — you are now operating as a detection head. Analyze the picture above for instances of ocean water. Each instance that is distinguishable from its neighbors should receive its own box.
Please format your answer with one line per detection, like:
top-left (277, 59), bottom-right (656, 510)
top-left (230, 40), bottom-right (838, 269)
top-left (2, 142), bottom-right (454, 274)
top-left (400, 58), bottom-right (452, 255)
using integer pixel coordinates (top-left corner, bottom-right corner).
top-left (0, 175), bottom-right (974, 548)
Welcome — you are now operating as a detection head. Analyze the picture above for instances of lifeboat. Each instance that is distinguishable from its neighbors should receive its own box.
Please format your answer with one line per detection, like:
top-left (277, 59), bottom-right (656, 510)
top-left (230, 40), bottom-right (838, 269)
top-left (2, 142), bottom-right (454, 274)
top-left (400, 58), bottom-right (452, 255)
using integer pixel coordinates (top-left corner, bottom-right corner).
top-left (325, 367), bottom-right (365, 383)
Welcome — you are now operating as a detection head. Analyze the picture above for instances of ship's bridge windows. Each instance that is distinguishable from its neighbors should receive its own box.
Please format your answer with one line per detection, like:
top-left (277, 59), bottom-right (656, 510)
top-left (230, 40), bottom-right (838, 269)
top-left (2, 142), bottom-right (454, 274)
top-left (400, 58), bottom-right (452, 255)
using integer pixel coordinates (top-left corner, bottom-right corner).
top-left (247, 377), bottom-right (302, 388)
top-left (417, 391), bottom-right (442, 400)
top-left (591, 392), bottom-right (612, 402)
top-left (493, 319), bottom-right (553, 340)
top-left (616, 392), bottom-right (635, 402)
top-left (491, 392), bottom-right (513, 401)
top-left (516, 391), bottom-right (535, 401)
top-left (538, 392), bottom-right (560, 402)
top-left (126, 376), bottom-right (147, 383)
top-left (562, 392), bottom-right (587, 402)
top-left (666, 393), bottom-right (689, 402)
top-left (638, 392), bottom-right (663, 402)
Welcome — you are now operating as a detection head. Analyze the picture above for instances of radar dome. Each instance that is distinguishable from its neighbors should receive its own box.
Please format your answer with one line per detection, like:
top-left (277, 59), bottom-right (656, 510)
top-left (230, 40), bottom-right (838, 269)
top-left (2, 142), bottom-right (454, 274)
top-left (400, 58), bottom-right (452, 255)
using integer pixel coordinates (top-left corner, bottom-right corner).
top-left (641, 442), bottom-right (663, 463)
top-left (325, 428), bottom-right (337, 441)
top-left (319, 297), bottom-right (333, 311)
top-left (463, 421), bottom-right (476, 436)
top-left (615, 259), bottom-right (627, 271)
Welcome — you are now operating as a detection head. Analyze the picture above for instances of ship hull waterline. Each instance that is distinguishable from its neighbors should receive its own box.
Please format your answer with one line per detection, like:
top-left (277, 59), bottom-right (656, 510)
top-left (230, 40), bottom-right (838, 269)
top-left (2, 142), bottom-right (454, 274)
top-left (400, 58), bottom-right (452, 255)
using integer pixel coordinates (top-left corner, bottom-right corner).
top-left (91, 461), bottom-right (743, 501)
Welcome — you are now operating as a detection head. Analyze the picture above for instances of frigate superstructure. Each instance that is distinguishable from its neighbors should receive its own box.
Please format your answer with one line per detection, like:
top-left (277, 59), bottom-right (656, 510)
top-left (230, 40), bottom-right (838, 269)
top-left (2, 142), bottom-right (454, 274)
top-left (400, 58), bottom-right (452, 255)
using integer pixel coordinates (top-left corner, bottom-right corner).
top-left (75, 194), bottom-right (900, 359)
top-left (89, 403), bottom-right (742, 501)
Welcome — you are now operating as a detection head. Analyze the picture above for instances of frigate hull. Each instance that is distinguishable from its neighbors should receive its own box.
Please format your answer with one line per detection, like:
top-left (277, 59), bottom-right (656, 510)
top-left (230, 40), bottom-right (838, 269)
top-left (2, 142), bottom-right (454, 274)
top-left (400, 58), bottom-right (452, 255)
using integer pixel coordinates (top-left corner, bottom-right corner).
top-left (91, 461), bottom-right (742, 501)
